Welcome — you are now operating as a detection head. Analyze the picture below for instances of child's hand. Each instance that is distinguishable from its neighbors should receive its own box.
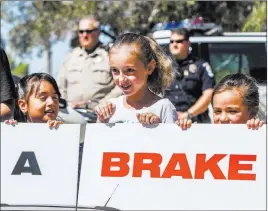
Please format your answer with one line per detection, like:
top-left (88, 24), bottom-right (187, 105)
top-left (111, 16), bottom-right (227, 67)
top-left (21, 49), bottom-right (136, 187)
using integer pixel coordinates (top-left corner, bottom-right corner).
top-left (177, 111), bottom-right (189, 120)
top-left (48, 120), bottom-right (63, 129)
top-left (176, 118), bottom-right (192, 130)
top-left (246, 118), bottom-right (264, 130)
top-left (4, 119), bottom-right (17, 126)
top-left (136, 113), bottom-right (161, 125)
top-left (95, 103), bottom-right (116, 123)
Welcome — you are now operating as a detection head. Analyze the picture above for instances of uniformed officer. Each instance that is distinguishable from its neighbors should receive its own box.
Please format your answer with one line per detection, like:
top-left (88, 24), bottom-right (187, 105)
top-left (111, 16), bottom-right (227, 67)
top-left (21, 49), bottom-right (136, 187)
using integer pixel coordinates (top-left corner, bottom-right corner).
top-left (57, 16), bottom-right (122, 123)
top-left (165, 28), bottom-right (215, 123)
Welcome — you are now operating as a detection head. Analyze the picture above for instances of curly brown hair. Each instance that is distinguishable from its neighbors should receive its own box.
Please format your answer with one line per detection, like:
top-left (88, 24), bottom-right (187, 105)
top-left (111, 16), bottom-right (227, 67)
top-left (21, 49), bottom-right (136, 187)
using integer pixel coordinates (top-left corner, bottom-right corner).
top-left (110, 33), bottom-right (175, 95)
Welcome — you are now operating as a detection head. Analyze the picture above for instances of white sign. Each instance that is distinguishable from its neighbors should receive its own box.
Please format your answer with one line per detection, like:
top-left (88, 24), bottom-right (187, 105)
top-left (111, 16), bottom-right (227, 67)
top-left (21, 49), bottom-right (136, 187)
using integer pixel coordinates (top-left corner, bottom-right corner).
top-left (78, 124), bottom-right (266, 210)
top-left (1, 123), bottom-right (80, 207)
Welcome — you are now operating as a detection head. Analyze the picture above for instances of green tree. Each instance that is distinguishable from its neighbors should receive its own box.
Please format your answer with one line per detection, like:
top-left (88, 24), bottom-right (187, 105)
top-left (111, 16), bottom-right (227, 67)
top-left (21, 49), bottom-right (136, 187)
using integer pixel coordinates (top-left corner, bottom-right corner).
top-left (68, 1), bottom-right (256, 40)
top-left (8, 55), bottom-right (28, 78)
top-left (12, 63), bottom-right (29, 78)
top-left (242, 1), bottom-right (267, 32)
top-left (1, 1), bottom-right (82, 74)
top-left (2, 0), bottom-right (259, 74)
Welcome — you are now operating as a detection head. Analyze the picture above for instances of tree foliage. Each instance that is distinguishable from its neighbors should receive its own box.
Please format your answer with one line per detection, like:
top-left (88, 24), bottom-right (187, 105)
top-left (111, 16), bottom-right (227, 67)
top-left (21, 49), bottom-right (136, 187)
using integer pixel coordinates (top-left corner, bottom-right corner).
top-left (2, 1), bottom-right (263, 74)
top-left (12, 63), bottom-right (29, 78)
top-left (242, 1), bottom-right (267, 32)
top-left (7, 54), bottom-right (28, 78)
top-left (3, 1), bottom-right (75, 54)
top-left (2, 1), bottom-right (78, 74)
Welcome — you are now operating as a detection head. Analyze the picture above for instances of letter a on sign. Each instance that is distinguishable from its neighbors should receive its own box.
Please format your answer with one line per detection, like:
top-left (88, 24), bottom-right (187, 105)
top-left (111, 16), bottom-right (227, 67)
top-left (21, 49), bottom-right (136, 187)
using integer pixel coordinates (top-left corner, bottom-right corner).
top-left (11, 151), bottom-right (41, 175)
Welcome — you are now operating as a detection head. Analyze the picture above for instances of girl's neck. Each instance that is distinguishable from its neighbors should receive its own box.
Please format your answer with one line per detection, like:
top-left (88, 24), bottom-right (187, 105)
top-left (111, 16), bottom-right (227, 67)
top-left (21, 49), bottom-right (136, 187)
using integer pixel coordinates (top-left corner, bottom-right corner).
top-left (124, 87), bottom-right (159, 110)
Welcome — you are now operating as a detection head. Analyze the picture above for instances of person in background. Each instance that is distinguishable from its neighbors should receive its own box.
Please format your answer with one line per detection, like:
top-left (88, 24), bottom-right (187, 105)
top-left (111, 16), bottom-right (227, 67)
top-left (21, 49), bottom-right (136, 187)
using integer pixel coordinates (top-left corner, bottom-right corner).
top-left (94, 33), bottom-right (179, 124)
top-left (5, 73), bottom-right (63, 129)
top-left (57, 16), bottom-right (121, 123)
top-left (166, 28), bottom-right (215, 123)
top-left (0, 46), bottom-right (17, 121)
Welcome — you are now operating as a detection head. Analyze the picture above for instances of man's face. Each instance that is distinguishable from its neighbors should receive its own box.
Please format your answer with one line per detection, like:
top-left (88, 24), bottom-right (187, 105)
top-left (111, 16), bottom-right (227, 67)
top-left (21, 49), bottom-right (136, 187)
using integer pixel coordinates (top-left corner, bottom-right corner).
top-left (169, 33), bottom-right (190, 60)
top-left (78, 19), bottom-right (100, 49)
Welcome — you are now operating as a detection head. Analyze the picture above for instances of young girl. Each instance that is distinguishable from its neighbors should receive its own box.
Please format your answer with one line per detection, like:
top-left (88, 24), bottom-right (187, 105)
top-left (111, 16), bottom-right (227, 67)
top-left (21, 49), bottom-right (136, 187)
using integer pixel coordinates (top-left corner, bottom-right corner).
top-left (5, 73), bottom-right (63, 129)
top-left (178, 73), bottom-right (264, 129)
top-left (212, 73), bottom-right (264, 129)
top-left (95, 33), bottom-right (178, 124)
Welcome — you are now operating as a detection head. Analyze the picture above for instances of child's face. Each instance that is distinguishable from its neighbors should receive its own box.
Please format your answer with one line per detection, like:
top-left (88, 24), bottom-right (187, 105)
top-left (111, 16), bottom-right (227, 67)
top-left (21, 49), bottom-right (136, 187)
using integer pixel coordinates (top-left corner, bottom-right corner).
top-left (109, 45), bottom-right (154, 97)
top-left (20, 81), bottom-right (59, 123)
top-left (213, 89), bottom-right (251, 124)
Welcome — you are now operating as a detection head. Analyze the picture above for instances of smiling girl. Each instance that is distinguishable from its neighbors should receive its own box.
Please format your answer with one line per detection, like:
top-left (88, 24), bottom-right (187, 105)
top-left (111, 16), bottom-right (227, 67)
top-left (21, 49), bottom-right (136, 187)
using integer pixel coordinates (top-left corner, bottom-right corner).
top-left (211, 73), bottom-right (264, 129)
top-left (178, 73), bottom-right (264, 130)
top-left (94, 33), bottom-right (181, 124)
top-left (5, 73), bottom-right (63, 129)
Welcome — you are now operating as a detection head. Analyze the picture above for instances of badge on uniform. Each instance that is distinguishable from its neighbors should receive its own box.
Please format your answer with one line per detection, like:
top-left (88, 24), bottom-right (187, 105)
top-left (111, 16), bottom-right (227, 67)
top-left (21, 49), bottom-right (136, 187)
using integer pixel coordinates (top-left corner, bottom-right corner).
top-left (189, 64), bottom-right (197, 73)
top-left (184, 70), bottom-right (189, 76)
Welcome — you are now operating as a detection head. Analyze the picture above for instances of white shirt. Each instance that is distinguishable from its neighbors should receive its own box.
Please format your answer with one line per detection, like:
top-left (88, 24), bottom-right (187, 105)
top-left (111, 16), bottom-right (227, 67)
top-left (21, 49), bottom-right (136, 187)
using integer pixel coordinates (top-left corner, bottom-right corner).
top-left (108, 95), bottom-right (177, 123)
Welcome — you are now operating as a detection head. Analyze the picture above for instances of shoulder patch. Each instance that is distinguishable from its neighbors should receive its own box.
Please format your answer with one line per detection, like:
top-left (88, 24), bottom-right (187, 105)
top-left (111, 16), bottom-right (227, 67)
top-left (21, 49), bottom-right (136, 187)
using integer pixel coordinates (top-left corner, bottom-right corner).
top-left (202, 62), bottom-right (214, 78)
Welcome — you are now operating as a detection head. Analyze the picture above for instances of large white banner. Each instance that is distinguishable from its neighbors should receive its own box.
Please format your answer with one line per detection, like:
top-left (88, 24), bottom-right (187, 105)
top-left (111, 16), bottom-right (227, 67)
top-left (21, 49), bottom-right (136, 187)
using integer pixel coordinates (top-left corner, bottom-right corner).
top-left (1, 123), bottom-right (80, 207)
top-left (78, 124), bottom-right (266, 210)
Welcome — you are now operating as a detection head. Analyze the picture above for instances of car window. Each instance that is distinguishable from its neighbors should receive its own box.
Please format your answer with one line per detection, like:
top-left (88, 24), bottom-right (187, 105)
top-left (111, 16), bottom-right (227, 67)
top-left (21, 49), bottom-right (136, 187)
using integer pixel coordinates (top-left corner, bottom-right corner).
top-left (209, 52), bottom-right (250, 84)
top-left (208, 43), bottom-right (267, 84)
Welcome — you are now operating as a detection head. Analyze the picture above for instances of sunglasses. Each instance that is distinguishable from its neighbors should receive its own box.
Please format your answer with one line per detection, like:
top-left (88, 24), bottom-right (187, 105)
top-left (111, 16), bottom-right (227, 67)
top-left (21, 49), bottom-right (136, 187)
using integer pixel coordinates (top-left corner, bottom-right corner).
top-left (170, 39), bottom-right (187, 44)
top-left (79, 29), bottom-right (98, 34)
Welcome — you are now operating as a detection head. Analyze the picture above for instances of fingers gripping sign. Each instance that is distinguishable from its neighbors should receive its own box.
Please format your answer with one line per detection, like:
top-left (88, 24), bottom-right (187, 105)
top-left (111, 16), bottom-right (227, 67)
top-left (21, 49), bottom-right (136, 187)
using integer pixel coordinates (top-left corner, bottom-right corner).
top-left (246, 118), bottom-right (264, 130)
top-left (136, 113), bottom-right (161, 125)
top-left (95, 103), bottom-right (116, 123)
top-left (176, 118), bottom-right (192, 130)
top-left (4, 119), bottom-right (18, 126)
top-left (48, 120), bottom-right (63, 130)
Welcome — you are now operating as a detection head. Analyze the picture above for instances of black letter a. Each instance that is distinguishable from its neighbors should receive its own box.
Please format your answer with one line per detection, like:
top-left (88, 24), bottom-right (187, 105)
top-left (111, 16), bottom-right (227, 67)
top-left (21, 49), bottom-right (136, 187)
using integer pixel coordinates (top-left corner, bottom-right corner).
top-left (11, 152), bottom-right (41, 175)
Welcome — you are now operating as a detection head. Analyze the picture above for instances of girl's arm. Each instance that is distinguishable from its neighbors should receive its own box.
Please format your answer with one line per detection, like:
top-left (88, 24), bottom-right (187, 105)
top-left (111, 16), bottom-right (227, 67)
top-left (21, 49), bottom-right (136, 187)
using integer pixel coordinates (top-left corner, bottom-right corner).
top-left (1, 100), bottom-right (15, 121)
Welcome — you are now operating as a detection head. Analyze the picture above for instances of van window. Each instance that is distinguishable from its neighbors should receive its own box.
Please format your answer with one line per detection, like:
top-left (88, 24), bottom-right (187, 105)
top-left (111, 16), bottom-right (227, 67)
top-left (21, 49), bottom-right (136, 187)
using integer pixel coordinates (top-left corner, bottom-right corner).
top-left (208, 43), bottom-right (267, 84)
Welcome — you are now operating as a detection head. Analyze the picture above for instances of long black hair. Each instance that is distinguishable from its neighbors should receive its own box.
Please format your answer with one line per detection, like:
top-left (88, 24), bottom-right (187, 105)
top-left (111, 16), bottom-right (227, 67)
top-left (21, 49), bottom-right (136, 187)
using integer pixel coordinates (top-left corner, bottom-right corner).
top-left (14, 73), bottom-right (61, 122)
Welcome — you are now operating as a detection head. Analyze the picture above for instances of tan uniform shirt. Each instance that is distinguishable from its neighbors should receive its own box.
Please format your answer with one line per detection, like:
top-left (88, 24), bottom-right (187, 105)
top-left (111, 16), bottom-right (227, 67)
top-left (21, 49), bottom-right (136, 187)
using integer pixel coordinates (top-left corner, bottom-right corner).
top-left (57, 46), bottom-right (122, 110)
